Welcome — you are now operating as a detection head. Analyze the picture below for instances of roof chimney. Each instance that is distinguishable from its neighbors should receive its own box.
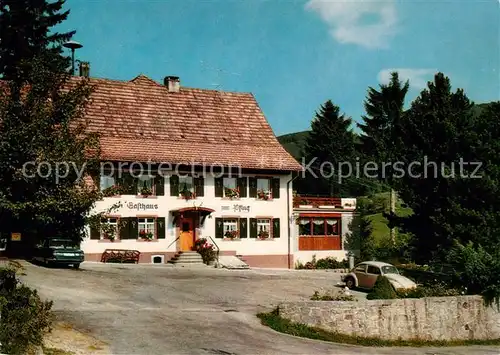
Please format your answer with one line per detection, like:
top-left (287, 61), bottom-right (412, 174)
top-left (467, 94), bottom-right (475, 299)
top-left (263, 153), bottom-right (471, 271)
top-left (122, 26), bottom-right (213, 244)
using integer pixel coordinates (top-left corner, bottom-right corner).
top-left (79, 61), bottom-right (90, 77)
top-left (164, 76), bottom-right (180, 92)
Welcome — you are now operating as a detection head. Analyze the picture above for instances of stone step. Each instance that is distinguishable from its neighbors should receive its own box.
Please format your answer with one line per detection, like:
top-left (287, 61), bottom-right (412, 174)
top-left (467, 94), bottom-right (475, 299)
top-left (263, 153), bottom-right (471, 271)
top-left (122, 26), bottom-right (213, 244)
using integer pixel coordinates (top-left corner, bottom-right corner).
top-left (169, 258), bottom-right (204, 263)
top-left (170, 255), bottom-right (203, 261)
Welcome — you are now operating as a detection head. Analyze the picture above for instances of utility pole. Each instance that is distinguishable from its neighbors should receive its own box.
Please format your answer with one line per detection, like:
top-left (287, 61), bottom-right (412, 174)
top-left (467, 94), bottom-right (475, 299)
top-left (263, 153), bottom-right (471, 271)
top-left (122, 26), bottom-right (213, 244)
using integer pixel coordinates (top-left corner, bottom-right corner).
top-left (389, 188), bottom-right (396, 243)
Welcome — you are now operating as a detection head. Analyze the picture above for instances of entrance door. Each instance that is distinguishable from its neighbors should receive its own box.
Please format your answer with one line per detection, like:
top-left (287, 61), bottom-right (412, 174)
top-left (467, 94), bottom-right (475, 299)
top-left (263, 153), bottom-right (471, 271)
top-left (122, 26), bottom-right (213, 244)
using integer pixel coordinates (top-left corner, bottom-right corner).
top-left (179, 218), bottom-right (194, 251)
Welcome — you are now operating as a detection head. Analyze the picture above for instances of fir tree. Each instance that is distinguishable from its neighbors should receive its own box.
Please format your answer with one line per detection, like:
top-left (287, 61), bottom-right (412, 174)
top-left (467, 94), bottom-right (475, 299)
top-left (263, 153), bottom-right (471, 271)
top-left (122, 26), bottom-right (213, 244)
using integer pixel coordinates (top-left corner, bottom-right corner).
top-left (302, 100), bottom-right (357, 196)
top-left (394, 73), bottom-right (500, 262)
top-left (358, 71), bottom-right (409, 167)
top-left (0, 0), bottom-right (75, 79)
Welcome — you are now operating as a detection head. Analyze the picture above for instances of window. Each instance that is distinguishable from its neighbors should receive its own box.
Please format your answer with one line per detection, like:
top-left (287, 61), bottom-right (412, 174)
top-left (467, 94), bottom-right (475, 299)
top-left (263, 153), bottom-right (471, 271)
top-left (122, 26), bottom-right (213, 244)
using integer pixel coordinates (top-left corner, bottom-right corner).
top-left (381, 265), bottom-right (399, 275)
top-left (137, 175), bottom-right (154, 195)
top-left (257, 218), bottom-right (271, 238)
top-left (298, 217), bottom-right (340, 236)
top-left (298, 218), bottom-right (312, 235)
top-left (367, 265), bottom-right (381, 275)
top-left (223, 218), bottom-right (239, 238)
top-left (138, 218), bottom-right (155, 239)
top-left (100, 175), bottom-right (116, 191)
top-left (101, 218), bottom-right (118, 240)
top-left (354, 264), bottom-right (366, 272)
top-left (223, 177), bottom-right (238, 198)
top-left (256, 178), bottom-right (271, 199)
top-left (179, 176), bottom-right (194, 194)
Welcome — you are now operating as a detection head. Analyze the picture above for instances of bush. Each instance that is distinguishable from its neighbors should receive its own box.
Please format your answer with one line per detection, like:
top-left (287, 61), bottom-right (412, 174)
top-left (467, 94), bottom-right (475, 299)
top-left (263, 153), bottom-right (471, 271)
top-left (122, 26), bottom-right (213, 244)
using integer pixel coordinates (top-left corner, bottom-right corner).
top-left (311, 289), bottom-right (357, 301)
top-left (397, 282), bottom-right (462, 298)
top-left (366, 276), bottom-right (398, 300)
top-left (0, 267), bottom-right (53, 355)
top-left (192, 238), bottom-right (217, 265)
top-left (295, 255), bottom-right (349, 270)
top-left (447, 241), bottom-right (500, 307)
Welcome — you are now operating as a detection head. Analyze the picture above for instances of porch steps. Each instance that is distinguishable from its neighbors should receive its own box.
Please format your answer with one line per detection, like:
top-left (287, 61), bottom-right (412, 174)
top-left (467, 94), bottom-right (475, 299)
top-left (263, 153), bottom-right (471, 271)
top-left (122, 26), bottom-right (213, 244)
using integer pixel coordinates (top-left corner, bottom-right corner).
top-left (168, 251), bottom-right (207, 267)
top-left (217, 255), bottom-right (250, 269)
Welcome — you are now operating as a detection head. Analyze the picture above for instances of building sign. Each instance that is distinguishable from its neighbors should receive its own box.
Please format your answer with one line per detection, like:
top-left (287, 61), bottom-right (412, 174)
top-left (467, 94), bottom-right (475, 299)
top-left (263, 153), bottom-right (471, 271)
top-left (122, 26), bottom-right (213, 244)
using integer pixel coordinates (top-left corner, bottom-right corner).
top-left (11, 232), bottom-right (21, 242)
top-left (126, 201), bottom-right (159, 211)
top-left (221, 205), bottom-right (251, 213)
top-left (232, 204), bottom-right (250, 213)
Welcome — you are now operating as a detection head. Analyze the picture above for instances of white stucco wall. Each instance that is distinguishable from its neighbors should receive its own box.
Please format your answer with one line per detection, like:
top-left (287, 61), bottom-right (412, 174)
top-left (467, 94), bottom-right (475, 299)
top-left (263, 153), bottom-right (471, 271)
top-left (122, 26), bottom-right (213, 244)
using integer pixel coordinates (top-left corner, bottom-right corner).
top-left (291, 210), bottom-right (355, 266)
top-left (82, 173), bottom-right (294, 257)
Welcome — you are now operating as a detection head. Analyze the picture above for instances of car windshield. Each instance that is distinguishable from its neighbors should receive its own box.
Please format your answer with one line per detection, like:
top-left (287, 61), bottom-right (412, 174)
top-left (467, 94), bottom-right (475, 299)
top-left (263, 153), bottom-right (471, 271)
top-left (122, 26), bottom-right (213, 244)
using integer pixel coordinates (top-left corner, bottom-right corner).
top-left (49, 240), bottom-right (78, 249)
top-left (381, 265), bottom-right (399, 274)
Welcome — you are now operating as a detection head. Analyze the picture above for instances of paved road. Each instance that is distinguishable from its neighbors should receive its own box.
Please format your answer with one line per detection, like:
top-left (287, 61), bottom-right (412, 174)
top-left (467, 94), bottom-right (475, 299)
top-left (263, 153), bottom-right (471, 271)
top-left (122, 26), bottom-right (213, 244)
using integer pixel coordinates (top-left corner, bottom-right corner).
top-left (17, 261), bottom-right (500, 355)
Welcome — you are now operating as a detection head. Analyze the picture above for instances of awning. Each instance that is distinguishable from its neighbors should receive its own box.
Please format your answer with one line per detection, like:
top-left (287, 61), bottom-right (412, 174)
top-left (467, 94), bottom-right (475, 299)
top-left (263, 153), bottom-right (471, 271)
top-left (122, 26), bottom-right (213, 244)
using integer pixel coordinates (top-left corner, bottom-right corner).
top-left (171, 207), bottom-right (215, 217)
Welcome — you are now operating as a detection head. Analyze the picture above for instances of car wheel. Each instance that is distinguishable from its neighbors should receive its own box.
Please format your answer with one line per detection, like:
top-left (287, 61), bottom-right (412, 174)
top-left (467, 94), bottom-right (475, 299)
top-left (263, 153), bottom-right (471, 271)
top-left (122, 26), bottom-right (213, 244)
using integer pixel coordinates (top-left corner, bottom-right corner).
top-left (72, 263), bottom-right (80, 270)
top-left (344, 276), bottom-right (355, 289)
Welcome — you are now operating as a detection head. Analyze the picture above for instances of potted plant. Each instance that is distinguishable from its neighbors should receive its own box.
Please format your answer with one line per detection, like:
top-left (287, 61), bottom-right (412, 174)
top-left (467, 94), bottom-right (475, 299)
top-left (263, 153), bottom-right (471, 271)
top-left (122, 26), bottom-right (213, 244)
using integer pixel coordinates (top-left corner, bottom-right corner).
top-left (180, 189), bottom-right (195, 200)
top-left (139, 229), bottom-right (154, 241)
top-left (257, 189), bottom-right (270, 200)
top-left (140, 186), bottom-right (153, 197)
top-left (224, 230), bottom-right (239, 239)
top-left (224, 187), bottom-right (239, 199)
top-left (258, 230), bottom-right (269, 239)
top-left (192, 238), bottom-right (217, 265)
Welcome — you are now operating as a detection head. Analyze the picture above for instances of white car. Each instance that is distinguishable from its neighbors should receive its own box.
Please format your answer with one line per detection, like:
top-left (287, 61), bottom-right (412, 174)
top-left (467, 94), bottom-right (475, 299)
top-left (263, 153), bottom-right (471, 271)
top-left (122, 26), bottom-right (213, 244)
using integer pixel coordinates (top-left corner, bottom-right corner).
top-left (341, 261), bottom-right (417, 290)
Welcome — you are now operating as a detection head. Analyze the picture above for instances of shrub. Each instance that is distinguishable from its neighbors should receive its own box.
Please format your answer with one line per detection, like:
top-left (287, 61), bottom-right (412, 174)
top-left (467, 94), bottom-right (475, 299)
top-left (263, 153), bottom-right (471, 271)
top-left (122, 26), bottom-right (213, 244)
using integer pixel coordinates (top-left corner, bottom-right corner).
top-left (366, 276), bottom-right (398, 300)
top-left (315, 257), bottom-right (349, 270)
top-left (397, 282), bottom-right (462, 298)
top-left (311, 289), bottom-right (357, 302)
top-left (0, 268), bottom-right (53, 355)
top-left (192, 238), bottom-right (217, 265)
top-left (295, 255), bottom-right (349, 270)
top-left (447, 241), bottom-right (500, 307)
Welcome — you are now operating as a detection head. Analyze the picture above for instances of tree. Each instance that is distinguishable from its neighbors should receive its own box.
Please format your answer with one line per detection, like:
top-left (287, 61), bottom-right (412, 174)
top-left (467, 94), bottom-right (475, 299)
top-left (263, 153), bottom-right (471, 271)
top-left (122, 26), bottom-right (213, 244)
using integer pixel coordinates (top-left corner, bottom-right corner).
top-left (0, 0), bottom-right (74, 79)
top-left (358, 71), bottom-right (409, 242)
top-left (393, 73), bottom-right (500, 263)
top-left (0, 1), bottom-right (100, 255)
top-left (0, 56), bottom-right (101, 254)
top-left (301, 100), bottom-right (361, 197)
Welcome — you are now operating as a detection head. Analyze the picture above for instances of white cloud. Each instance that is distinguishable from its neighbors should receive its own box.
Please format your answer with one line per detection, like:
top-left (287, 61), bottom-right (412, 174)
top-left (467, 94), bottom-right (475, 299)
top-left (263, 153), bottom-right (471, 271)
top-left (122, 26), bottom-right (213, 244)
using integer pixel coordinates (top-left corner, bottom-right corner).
top-left (305, 0), bottom-right (398, 49)
top-left (378, 68), bottom-right (437, 89)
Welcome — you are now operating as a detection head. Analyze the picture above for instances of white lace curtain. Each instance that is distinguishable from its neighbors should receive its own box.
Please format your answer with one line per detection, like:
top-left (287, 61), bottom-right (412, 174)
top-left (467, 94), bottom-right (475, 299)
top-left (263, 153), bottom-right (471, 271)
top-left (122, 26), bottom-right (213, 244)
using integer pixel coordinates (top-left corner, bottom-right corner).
top-left (300, 218), bottom-right (338, 225)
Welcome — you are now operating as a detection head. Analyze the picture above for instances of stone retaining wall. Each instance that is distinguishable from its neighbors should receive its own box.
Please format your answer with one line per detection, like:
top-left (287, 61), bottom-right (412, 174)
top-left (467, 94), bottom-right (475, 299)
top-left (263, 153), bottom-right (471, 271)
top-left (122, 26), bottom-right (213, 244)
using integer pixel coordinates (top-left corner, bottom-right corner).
top-left (279, 296), bottom-right (500, 341)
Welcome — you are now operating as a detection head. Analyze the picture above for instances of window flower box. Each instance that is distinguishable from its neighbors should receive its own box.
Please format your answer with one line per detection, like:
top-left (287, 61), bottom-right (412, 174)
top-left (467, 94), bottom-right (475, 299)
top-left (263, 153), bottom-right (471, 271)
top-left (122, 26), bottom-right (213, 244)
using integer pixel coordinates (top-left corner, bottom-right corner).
top-left (224, 230), bottom-right (239, 240)
top-left (224, 187), bottom-right (240, 199)
top-left (258, 230), bottom-right (269, 240)
top-left (140, 186), bottom-right (153, 197)
top-left (102, 185), bottom-right (122, 197)
top-left (257, 189), bottom-right (270, 200)
top-left (180, 189), bottom-right (196, 200)
top-left (139, 230), bottom-right (154, 241)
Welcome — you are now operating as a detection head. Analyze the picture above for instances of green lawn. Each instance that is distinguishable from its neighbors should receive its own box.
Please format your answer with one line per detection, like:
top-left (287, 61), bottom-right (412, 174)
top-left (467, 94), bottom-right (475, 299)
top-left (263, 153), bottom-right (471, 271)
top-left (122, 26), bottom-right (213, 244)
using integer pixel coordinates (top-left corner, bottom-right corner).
top-left (363, 192), bottom-right (413, 245)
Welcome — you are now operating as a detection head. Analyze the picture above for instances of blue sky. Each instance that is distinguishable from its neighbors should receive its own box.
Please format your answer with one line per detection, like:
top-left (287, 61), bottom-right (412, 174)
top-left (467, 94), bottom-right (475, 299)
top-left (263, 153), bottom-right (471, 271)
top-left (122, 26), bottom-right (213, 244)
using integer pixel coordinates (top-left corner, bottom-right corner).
top-left (60, 0), bottom-right (499, 136)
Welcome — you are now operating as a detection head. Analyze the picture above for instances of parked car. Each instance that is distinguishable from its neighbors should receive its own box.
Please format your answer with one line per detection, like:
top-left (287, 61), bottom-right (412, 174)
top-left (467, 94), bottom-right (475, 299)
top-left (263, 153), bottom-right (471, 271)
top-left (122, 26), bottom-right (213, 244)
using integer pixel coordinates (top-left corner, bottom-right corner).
top-left (32, 238), bottom-right (84, 269)
top-left (341, 261), bottom-right (417, 290)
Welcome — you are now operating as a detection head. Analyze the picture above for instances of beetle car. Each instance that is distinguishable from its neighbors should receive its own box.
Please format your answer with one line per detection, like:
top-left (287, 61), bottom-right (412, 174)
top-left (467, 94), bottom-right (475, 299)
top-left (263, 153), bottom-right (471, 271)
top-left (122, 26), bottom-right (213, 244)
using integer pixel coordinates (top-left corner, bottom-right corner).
top-left (341, 261), bottom-right (416, 290)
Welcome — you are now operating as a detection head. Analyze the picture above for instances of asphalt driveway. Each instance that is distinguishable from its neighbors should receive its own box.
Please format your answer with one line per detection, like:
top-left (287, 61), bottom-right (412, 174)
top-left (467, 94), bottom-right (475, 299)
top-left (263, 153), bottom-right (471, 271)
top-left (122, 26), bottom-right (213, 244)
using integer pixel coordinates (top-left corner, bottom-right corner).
top-left (17, 261), bottom-right (500, 355)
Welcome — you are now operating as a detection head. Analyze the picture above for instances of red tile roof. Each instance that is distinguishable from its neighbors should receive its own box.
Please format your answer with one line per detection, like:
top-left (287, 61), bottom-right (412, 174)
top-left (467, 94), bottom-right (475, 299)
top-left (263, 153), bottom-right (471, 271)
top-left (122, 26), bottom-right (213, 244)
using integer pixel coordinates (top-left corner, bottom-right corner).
top-left (73, 74), bottom-right (302, 171)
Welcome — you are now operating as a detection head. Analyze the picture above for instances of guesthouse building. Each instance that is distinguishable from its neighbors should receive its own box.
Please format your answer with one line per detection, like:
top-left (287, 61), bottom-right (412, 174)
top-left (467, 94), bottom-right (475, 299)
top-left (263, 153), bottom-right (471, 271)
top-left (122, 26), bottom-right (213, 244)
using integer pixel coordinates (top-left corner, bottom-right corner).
top-left (80, 74), bottom-right (304, 267)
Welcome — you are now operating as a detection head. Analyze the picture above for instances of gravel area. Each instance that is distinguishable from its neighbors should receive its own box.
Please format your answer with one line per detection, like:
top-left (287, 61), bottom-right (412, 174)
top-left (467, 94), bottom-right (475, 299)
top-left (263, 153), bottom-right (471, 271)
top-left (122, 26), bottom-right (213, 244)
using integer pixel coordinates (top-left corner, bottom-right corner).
top-left (14, 260), bottom-right (500, 355)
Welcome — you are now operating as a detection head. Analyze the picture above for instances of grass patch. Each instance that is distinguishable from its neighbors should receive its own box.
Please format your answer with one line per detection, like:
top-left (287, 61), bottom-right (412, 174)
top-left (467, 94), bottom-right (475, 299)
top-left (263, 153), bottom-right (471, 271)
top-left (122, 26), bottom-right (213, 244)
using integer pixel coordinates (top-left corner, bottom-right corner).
top-left (257, 308), bottom-right (500, 347)
top-left (42, 346), bottom-right (74, 355)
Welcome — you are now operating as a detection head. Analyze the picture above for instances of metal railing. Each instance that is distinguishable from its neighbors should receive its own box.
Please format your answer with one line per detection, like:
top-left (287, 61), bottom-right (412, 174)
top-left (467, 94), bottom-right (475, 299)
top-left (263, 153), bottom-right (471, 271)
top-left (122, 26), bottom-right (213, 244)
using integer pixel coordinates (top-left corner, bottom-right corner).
top-left (207, 235), bottom-right (220, 265)
top-left (167, 236), bottom-right (180, 250)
